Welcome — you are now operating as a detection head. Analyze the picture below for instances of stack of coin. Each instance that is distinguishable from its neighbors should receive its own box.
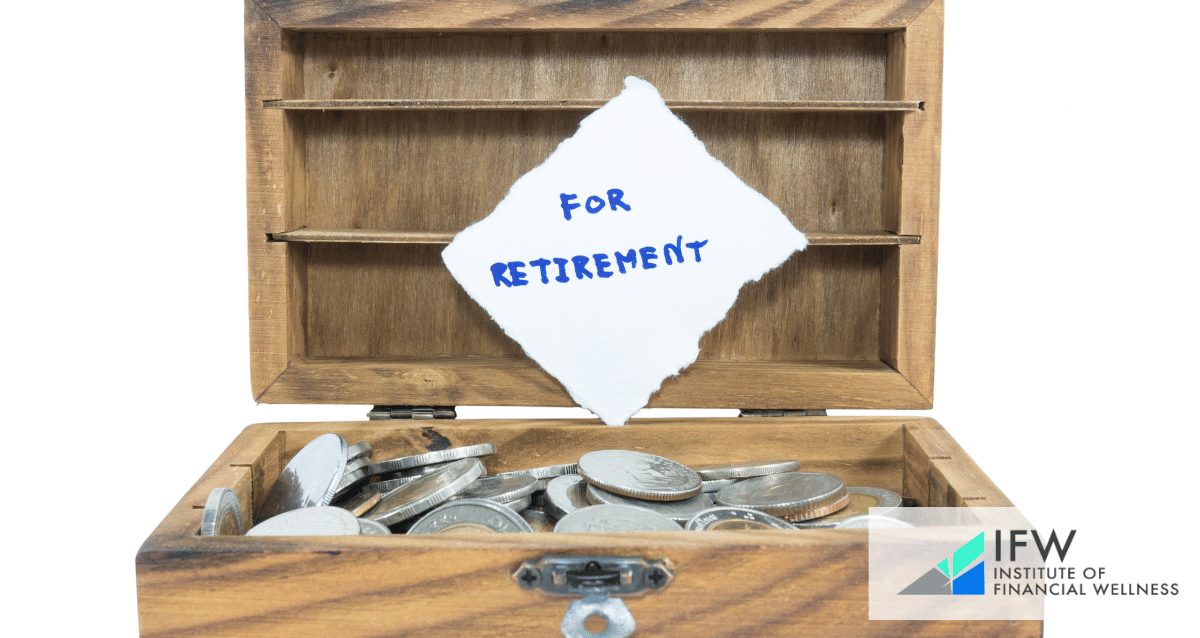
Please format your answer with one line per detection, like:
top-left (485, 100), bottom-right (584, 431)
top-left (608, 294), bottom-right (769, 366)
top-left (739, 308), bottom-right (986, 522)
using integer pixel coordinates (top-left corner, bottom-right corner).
top-left (553, 450), bottom-right (707, 530)
top-left (213, 434), bottom-right (907, 537)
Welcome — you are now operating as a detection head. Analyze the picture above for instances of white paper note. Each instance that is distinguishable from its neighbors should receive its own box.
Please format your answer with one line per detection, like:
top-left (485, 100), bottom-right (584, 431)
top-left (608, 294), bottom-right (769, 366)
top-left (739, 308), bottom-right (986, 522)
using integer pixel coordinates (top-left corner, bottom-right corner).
top-left (442, 77), bottom-right (807, 425)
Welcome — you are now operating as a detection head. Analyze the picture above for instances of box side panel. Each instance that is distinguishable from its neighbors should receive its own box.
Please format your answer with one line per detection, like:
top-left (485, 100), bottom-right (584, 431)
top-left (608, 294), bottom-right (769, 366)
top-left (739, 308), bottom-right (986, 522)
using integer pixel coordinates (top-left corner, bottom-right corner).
top-left (879, 0), bottom-right (942, 403)
top-left (246, 0), bottom-right (291, 398)
top-left (903, 418), bottom-right (1013, 508)
top-left (142, 425), bottom-right (284, 548)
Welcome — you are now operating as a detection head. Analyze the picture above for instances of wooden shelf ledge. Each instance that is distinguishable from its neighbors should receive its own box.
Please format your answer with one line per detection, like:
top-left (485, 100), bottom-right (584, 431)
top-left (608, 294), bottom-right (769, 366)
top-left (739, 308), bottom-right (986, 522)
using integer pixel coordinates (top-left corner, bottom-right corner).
top-left (268, 229), bottom-right (919, 246)
top-left (263, 99), bottom-right (922, 113)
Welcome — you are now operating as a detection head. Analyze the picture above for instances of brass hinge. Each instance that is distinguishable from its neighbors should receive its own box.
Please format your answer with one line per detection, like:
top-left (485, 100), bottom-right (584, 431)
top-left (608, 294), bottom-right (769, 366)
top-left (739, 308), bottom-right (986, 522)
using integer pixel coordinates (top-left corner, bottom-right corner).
top-left (738, 409), bottom-right (827, 417)
top-left (368, 406), bottom-right (457, 420)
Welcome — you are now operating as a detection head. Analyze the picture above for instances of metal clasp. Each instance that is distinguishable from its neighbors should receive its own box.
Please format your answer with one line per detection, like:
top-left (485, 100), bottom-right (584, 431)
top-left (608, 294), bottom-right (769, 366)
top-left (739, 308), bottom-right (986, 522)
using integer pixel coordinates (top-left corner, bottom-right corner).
top-left (514, 555), bottom-right (673, 638)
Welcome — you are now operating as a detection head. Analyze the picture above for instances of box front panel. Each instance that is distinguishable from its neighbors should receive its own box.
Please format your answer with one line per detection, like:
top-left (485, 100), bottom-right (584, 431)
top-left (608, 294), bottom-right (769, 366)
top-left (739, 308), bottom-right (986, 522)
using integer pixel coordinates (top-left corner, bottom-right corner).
top-left (139, 417), bottom-right (1032, 637)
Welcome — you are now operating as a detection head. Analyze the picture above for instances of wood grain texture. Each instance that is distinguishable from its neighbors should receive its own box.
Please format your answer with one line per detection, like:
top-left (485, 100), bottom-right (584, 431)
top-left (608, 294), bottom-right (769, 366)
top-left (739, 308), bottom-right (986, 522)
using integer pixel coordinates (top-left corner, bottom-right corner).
top-left (292, 110), bottom-right (886, 234)
top-left (296, 31), bottom-right (887, 101)
top-left (303, 245), bottom-right (883, 361)
top-left (144, 426), bottom-right (284, 546)
top-left (137, 537), bottom-right (1037, 638)
top-left (904, 418), bottom-right (1013, 508)
top-left (305, 242), bottom-right (521, 357)
top-left (700, 247), bottom-right (882, 360)
top-left (139, 417), bottom-right (1035, 638)
top-left (254, 357), bottom-right (931, 409)
top-left (265, 98), bottom-right (922, 112)
top-left (879, 0), bottom-right (942, 403)
top-left (257, 0), bottom-right (936, 31)
top-left (246, 0), bottom-right (291, 398)
top-left (245, 3), bottom-right (942, 411)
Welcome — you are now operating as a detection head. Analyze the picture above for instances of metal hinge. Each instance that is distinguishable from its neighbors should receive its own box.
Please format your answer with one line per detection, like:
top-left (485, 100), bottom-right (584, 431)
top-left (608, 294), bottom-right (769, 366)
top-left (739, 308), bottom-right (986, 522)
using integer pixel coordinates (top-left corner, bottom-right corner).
top-left (514, 555), bottom-right (673, 638)
top-left (739, 409), bottom-right (827, 417)
top-left (367, 406), bottom-right (457, 420)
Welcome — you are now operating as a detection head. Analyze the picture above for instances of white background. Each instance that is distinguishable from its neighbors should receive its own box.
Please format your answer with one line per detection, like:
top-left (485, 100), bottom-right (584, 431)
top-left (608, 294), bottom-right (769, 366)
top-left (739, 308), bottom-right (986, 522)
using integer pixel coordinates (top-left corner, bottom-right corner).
top-left (2, 1), bottom-right (1196, 635)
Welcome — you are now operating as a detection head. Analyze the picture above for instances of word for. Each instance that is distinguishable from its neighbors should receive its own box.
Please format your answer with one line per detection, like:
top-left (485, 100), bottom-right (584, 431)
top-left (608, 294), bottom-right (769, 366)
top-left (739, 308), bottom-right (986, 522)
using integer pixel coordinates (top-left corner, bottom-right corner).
top-left (560, 189), bottom-right (630, 220)
top-left (490, 235), bottom-right (709, 288)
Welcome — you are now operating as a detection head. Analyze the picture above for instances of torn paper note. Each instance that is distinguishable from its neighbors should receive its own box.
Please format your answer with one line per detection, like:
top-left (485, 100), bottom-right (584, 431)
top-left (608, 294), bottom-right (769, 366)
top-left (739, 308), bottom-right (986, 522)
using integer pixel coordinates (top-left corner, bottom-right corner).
top-left (442, 76), bottom-right (807, 425)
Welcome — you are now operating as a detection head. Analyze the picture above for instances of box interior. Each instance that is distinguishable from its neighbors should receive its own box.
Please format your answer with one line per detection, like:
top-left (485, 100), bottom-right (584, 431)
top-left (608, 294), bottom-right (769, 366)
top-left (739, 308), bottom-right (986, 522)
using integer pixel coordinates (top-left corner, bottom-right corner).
top-left (263, 31), bottom-right (918, 379)
top-left (154, 417), bottom-right (1011, 542)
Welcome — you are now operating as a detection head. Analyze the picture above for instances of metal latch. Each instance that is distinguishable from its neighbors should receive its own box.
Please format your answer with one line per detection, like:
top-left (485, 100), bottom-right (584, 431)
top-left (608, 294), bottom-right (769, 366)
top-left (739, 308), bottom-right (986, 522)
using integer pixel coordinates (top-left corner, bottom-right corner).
top-left (367, 405), bottom-right (456, 420)
top-left (514, 555), bottom-right (673, 638)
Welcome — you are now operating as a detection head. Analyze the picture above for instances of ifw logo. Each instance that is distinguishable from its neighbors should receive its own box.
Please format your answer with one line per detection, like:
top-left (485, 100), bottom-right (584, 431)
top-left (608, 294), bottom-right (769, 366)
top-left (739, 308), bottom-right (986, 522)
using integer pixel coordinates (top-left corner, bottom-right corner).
top-left (899, 531), bottom-right (985, 596)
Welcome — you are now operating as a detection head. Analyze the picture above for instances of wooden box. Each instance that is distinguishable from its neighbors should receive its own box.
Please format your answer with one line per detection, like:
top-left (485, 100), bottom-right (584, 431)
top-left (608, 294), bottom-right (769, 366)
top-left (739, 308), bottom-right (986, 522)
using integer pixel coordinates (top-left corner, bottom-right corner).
top-left (138, 1), bottom-right (1040, 636)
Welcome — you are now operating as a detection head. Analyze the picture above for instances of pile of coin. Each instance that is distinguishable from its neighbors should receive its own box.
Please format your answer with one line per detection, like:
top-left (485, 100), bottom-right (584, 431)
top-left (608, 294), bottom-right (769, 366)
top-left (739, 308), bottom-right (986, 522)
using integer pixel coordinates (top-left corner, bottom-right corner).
top-left (200, 434), bottom-right (905, 536)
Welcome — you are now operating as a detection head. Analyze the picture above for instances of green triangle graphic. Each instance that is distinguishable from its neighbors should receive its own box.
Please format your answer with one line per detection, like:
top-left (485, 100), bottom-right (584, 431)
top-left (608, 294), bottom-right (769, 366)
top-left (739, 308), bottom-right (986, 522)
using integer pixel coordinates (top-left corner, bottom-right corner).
top-left (952, 532), bottom-right (985, 577)
top-left (936, 559), bottom-right (949, 578)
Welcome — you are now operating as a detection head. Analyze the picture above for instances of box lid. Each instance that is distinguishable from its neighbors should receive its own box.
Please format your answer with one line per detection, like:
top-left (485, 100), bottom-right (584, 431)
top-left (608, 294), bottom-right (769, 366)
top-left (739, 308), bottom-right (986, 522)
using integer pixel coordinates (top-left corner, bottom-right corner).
top-left (244, 0), bottom-right (943, 411)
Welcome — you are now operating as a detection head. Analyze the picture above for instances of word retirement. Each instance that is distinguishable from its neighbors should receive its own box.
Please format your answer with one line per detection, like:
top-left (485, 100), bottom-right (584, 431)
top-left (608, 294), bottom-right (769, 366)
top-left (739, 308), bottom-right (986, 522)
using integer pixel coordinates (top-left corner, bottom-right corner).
top-left (491, 234), bottom-right (709, 288)
top-left (489, 189), bottom-right (710, 288)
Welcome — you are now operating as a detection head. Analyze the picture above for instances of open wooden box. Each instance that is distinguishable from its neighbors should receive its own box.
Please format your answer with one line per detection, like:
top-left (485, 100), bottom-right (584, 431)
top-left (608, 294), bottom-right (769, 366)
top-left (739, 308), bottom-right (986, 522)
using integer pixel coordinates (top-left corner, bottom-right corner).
top-left (138, 1), bottom-right (1041, 635)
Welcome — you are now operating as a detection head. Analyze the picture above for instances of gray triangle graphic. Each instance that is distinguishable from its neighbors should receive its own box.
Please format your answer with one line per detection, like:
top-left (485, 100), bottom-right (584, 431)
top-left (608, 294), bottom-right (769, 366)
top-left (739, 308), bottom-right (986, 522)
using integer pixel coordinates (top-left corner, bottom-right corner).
top-left (898, 567), bottom-right (953, 595)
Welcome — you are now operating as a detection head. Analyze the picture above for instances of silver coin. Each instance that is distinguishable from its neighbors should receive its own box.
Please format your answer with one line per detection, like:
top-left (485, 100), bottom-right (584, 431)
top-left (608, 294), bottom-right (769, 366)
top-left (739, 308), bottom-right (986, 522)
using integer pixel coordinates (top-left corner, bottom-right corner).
top-left (554, 504), bottom-right (681, 533)
top-left (520, 508), bottom-right (556, 533)
top-left (346, 442), bottom-right (373, 462)
top-left (200, 488), bottom-right (244, 536)
top-left (792, 487), bottom-right (904, 529)
top-left (392, 460), bottom-right (490, 480)
top-left (392, 461), bottom-right (455, 479)
top-left (334, 490), bottom-right (381, 517)
top-left (692, 460), bottom-right (802, 480)
top-left (246, 506), bottom-right (361, 536)
top-left (367, 443), bottom-right (496, 476)
top-left (407, 498), bottom-right (533, 534)
top-left (503, 495), bottom-right (533, 511)
top-left (255, 433), bottom-right (348, 524)
top-left (544, 475), bottom-right (591, 520)
top-left (357, 518), bottom-right (392, 535)
top-left (376, 461), bottom-right (489, 483)
top-left (332, 473), bottom-right (369, 502)
top-left (362, 474), bottom-right (425, 493)
top-left (335, 468), bottom-right (369, 493)
top-left (364, 458), bottom-right (484, 526)
top-left (701, 478), bottom-right (741, 493)
top-left (577, 450), bottom-right (702, 501)
top-left (448, 474), bottom-right (539, 504)
top-left (585, 484), bottom-right (714, 524)
top-left (715, 472), bottom-right (849, 522)
top-left (834, 514), bottom-right (913, 529)
top-left (685, 506), bottom-right (797, 531)
top-left (493, 463), bottom-right (578, 480)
